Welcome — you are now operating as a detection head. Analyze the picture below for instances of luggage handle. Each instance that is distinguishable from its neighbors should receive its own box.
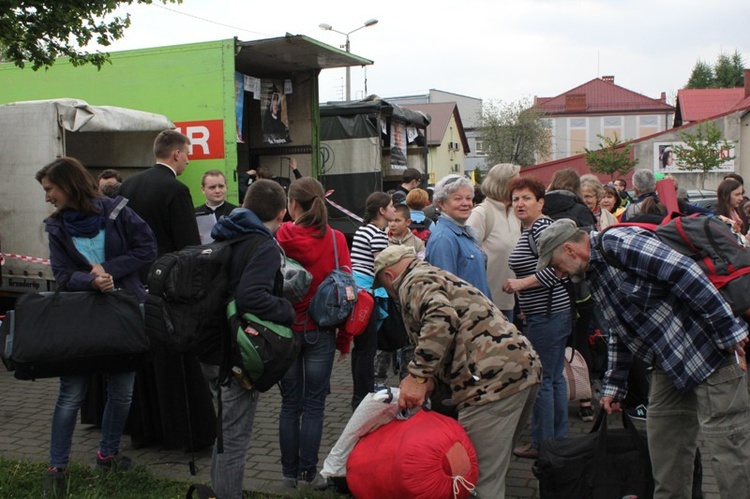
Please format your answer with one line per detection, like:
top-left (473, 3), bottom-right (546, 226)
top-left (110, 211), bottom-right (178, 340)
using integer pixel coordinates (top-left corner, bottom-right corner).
top-left (591, 409), bottom-right (649, 474)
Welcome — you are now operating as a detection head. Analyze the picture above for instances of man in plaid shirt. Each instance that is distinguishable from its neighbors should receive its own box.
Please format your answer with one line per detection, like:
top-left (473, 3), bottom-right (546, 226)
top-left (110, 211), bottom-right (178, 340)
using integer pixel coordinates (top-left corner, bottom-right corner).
top-left (537, 218), bottom-right (750, 499)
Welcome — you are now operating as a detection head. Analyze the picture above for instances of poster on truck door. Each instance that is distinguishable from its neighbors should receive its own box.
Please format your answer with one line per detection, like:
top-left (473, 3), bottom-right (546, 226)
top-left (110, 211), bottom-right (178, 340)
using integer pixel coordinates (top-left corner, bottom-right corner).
top-left (261, 79), bottom-right (291, 145)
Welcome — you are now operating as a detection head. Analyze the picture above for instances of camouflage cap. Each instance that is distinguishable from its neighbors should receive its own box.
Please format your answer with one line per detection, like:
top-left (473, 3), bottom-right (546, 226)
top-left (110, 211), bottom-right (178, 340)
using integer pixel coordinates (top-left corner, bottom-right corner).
top-left (373, 245), bottom-right (417, 288)
top-left (536, 218), bottom-right (578, 271)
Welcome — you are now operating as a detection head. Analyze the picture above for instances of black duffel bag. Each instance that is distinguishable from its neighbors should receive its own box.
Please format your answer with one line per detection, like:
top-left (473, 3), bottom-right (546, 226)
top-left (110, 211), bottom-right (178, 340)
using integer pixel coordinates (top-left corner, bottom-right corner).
top-left (533, 409), bottom-right (654, 499)
top-left (3, 289), bottom-right (149, 380)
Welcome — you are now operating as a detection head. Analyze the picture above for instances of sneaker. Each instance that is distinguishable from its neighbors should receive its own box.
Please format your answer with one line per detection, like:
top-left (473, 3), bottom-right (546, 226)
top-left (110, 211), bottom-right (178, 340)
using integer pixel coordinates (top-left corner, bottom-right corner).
top-left (512, 443), bottom-right (539, 460)
top-left (579, 405), bottom-right (595, 423)
top-left (626, 404), bottom-right (648, 422)
top-left (44, 467), bottom-right (67, 498)
top-left (280, 476), bottom-right (297, 488)
top-left (298, 471), bottom-right (329, 491)
top-left (96, 451), bottom-right (132, 471)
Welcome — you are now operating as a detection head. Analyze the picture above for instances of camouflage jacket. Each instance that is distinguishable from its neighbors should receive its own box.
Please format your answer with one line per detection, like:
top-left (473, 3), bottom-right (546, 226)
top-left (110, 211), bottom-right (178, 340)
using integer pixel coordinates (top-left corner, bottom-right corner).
top-left (394, 259), bottom-right (541, 410)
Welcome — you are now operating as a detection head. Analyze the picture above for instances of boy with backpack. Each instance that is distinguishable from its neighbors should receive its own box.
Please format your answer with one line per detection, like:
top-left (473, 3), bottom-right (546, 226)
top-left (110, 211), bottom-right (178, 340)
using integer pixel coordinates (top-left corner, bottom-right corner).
top-left (199, 179), bottom-right (295, 499)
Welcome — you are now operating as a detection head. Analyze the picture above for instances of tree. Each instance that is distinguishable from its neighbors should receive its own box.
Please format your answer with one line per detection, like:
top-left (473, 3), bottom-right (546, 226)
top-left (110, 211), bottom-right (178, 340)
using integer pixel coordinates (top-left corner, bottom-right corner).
top-left (479, 98), bottom-right (552, 167)
top-left (0, 1), bottom-right (180, 70)
top-left (714, 51), bottom-right (745, 88)
top-left (584, 133), bottom-right (638, 181)
top-left (673, 120), bottom-right (735, 189)
top-left (684, 50), bottom-right (745, 89)
top-left (685, 60), bottom-right (714, 89)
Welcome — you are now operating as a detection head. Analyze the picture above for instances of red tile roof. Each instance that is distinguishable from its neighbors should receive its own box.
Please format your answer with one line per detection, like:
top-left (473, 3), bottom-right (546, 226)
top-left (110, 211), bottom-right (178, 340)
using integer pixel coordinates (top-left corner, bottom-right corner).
top-left (535, 77), bottom-right (674, 115)
top-left (403, 102), bottom-right (470, 153)
top-left (676, 88), bottom-right (746, 123)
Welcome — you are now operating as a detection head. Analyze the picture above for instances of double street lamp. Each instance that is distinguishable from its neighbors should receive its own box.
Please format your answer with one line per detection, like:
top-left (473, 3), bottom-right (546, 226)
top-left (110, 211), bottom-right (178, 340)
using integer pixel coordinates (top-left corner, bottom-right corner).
top-left (319, 19), bottom-right (378, 101)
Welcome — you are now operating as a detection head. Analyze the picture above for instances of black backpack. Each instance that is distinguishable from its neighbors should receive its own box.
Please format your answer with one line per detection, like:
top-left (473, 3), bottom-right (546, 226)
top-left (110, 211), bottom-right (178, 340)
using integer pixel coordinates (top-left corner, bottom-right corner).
top-left (597, 215), bottom-right (750, 316)
top-left (144, 234), bottom-right (267, 354)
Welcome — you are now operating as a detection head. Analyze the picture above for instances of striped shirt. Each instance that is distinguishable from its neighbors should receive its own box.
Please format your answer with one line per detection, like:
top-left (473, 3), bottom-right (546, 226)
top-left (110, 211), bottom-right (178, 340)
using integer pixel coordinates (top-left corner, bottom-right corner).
top-left (351, 223), bottom-right (388, 276)
top-left (508, 216), bottom-right (570, 316)
top-left (590, 227), bottom-right (747, 399)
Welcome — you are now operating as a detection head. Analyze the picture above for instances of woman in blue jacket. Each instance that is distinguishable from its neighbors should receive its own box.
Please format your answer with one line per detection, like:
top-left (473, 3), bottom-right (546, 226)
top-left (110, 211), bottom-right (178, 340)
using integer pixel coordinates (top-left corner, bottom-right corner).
top-left (36, 157), bottom-right (157, 497)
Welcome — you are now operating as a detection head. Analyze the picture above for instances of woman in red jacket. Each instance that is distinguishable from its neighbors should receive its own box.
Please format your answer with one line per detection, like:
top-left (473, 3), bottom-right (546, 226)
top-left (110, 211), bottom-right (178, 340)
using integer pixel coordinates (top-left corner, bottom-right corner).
top-left (275, 177), bottom-right (352, 489)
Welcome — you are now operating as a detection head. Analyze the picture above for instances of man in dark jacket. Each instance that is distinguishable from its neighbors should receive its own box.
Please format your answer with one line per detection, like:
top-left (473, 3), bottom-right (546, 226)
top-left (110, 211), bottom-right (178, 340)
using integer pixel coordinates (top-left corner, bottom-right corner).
top-left (200, 179), bottom-right (295, 499)
top-left (390, 167), bottom-right (423, 206)
top-left (119, 130), bottom-right (215, 451)
top-left (120, 130), bottom-right (200, 255)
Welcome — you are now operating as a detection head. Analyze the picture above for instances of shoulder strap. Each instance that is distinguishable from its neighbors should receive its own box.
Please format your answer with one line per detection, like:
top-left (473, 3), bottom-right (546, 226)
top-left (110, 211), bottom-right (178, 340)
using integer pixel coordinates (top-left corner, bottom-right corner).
top-left (330, 228), bottom-right (341, 271)
top-left (594, 226), bottom-right (627, 270)
top-left (108, 197), bottom-right (129, 221)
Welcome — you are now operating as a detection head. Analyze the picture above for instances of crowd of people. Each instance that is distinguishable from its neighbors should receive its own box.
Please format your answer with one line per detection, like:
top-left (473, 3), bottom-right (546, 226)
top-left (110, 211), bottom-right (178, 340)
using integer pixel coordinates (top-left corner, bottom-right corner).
top-left (33, 130), bottom-right (750, 498)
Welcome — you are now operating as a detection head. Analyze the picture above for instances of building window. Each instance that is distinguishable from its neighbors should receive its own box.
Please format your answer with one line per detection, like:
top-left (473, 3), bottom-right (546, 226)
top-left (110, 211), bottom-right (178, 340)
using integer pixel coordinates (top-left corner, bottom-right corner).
top-left (603, 117), bottom-right (621, 127)
top-left (570, 118), bottom-right (586, 128)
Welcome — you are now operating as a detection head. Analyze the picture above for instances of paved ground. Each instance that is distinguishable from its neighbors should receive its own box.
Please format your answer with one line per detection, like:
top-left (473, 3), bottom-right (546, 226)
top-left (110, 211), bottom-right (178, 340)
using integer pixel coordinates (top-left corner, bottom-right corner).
top-left (0, 359), bottom-right (720, 498)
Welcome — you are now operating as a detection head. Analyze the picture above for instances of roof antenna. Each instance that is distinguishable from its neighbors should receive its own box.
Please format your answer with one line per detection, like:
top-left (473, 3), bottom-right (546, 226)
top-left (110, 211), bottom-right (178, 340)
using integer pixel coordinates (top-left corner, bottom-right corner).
top-left (597, 50), bottom-right (600, 78)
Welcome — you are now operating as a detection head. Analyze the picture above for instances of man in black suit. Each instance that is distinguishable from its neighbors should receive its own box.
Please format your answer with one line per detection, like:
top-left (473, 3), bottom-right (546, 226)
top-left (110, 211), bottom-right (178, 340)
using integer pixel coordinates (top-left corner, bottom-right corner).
top-left (121, 130), bottom-right (200, 254)
top-left (119, 129), bottom-right (216, 452)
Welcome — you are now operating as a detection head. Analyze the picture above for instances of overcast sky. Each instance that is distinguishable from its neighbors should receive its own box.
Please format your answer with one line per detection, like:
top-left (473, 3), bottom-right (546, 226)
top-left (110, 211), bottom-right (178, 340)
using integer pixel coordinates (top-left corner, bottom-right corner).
top-left (98, 0), bottom-right (750, 106)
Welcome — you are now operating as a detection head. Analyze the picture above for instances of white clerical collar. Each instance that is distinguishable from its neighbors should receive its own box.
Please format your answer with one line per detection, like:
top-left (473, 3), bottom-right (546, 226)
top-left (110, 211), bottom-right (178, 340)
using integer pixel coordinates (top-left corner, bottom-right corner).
top-left (156, 162), bottom-right (178, 177)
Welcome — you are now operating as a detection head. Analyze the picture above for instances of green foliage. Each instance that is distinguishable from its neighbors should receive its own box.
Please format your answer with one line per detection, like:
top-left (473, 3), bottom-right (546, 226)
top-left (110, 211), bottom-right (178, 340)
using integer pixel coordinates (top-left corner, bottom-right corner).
top-left (0, 457), bottom-right (336, 498)
top-left (0, 1), bottom-right (180, 70)
top-left (479, 98), bottom-right (552, 167)
top-left (684, 50), bottom-right (745, 89)
top-left (673, 120), bottom-right (735, 189)
top-left (584, 134), bottom-right (638, 181)
top-left (0, 459), bottom-right (188, 498)
top-left (714, 51), bottom-right (745, 88)
top-left (685, 60), bottom-right (714, 89)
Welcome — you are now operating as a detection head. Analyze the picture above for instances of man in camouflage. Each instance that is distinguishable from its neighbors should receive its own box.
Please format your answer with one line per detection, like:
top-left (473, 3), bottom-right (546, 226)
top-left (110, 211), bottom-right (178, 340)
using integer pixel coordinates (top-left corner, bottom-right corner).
top-left (374, 246), bottom-right (541, 499)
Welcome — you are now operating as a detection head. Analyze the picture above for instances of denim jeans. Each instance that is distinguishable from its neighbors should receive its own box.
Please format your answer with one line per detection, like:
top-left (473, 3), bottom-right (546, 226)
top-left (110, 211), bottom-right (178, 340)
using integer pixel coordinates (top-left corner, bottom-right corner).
top-left (279, 329), bottom-right (336, 479)
top-left (525, 309), bottom-right (571, 449)
top-left (648, 363), bottom-right (750, 498)
top-left (49, 371), bottom-right (136, 468)
top-left (351, 305), bottom-right (379, 409)
top-left (200, 363), bottom-right (258, 499)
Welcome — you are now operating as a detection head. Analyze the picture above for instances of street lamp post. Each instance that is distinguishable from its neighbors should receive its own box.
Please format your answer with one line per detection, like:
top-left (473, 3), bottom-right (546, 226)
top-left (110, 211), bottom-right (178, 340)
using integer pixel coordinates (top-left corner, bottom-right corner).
top-left (319, 19), bottom-right (378, 101)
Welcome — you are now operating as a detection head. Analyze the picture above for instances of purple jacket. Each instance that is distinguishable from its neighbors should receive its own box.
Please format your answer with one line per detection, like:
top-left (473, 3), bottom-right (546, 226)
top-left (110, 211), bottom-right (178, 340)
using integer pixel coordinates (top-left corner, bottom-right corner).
top-left (44, 196), bottom-right (158, 302)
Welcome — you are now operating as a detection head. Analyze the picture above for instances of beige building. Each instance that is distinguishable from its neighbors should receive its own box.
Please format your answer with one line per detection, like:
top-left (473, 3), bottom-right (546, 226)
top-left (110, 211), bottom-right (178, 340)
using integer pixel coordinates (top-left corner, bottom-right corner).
top-left (402, 102), bottom-right (470, 183)
top-left (534, 76), bottom-right (674, 163)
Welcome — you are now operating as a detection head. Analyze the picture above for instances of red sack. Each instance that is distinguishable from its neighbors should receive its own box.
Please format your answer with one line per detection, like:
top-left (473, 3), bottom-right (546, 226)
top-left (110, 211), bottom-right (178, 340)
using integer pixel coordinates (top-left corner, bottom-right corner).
top-left (343, 289), bottom-right (374, 337)
top-left (347, 410), bottom-right (478, 499)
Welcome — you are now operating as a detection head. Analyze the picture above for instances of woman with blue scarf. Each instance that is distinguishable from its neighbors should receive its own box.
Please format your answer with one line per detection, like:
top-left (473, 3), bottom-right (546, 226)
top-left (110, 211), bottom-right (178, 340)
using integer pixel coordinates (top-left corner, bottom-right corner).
top-left (36, 157), bottom-right (157, 497)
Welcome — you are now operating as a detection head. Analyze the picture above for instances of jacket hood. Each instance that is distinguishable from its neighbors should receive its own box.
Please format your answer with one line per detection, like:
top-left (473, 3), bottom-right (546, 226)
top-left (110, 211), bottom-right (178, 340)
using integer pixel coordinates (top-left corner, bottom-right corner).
top-left (276, 223), bottom-right (331, 264)
top-left (544, 190), bottom-right (580, 213)
top-left (211, 208), bottom-right (270, 241)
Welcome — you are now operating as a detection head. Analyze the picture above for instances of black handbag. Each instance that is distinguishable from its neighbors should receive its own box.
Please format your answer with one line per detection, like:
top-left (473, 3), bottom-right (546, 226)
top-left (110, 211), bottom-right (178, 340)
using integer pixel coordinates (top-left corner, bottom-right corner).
top-left (4, 289), bottom-right (150, 380)
top-left (533, 410), bottom-right (654, 499)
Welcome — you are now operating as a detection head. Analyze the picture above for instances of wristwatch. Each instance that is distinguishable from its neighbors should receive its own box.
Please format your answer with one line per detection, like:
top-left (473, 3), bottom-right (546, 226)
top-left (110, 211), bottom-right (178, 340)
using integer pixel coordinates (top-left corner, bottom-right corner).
top-left (412, 374), bottom-right (427, 384)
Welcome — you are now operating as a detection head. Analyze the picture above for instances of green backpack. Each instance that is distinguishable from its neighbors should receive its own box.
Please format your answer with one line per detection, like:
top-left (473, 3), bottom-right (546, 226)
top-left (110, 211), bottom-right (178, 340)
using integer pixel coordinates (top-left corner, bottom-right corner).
top-left (225, 299), bottom-right (300, 393)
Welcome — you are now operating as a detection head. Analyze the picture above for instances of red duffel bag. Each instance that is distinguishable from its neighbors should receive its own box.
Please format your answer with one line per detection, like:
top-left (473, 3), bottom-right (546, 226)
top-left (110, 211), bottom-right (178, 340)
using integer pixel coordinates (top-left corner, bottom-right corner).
top-left (346, 409), bottom-right (478, 499)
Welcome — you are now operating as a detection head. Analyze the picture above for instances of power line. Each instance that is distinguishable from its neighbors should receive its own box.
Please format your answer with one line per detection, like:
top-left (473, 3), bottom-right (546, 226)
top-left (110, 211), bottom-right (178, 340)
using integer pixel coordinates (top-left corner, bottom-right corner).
top-left (152, 4), bottom-right (272, 38)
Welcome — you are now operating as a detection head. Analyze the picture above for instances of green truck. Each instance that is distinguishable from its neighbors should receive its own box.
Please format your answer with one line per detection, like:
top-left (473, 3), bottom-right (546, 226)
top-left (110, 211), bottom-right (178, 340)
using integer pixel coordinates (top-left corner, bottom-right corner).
top-left (0, 35), bottom-right (371, 205)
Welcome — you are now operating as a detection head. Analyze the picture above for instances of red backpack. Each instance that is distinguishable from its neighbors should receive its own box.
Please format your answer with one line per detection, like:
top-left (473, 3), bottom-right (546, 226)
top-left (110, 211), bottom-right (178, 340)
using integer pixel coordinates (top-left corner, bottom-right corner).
top-left (597, 214), bottom-right (750, 316)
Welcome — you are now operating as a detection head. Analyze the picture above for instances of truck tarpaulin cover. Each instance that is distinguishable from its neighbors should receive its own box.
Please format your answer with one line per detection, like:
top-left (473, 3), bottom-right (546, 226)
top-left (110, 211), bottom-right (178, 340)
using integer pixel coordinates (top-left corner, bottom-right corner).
top-left (2, 98), bottom-right (174, 133)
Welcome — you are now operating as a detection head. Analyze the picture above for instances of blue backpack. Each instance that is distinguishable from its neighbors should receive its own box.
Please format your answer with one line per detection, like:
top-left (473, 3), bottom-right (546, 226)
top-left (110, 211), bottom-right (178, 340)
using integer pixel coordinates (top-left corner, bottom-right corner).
top-left (309, 229), bottom-right (357, 327)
